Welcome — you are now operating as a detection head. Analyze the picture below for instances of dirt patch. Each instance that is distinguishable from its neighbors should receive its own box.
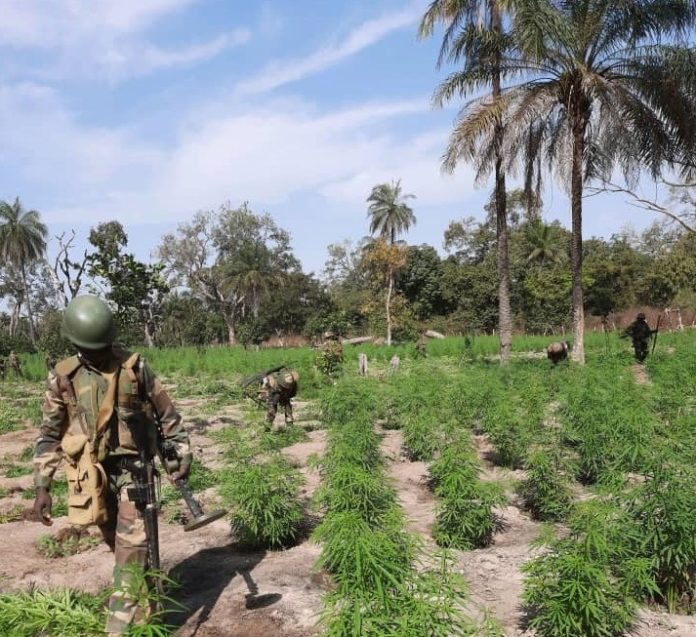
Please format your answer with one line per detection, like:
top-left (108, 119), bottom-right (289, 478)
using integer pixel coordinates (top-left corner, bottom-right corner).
top-left (0, 426), bottom-right (38, 459)
top-left (456, 505), bottom-right (543, 636)
top-left (380, 429), bottom-right (436, 536)
top-left (631, 363), bottom-right (651, 385)
top-left (634, 609), bottom-right (696, 637)
top-left (281, 430), bottom-right (326, 503)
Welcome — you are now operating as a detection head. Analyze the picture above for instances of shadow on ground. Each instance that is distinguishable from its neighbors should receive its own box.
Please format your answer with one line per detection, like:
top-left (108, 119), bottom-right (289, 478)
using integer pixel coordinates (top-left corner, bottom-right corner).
top-left (166, 544), bottom-right (281, 636)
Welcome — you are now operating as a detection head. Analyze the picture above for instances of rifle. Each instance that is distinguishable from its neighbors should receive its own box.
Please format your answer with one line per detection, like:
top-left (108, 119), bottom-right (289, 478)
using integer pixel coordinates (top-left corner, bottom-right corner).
top-left (152, 405), bottom-right (227, 533)
top-left (126, 447), bottom-right (164, 600)
top-left (652, 315), bottom-right (662, 355)
top-left (240, 365), bottom-right (287, 405)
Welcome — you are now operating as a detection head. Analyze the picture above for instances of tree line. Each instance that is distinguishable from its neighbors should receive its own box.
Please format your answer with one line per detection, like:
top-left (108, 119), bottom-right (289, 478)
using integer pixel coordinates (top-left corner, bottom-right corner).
top-left (1, 186), bottom-right (694, 360)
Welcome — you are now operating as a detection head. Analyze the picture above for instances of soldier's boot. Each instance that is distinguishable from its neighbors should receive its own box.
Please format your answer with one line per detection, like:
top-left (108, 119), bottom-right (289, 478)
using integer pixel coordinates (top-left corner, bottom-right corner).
top-left (105, 500), bottom-right (149, 635)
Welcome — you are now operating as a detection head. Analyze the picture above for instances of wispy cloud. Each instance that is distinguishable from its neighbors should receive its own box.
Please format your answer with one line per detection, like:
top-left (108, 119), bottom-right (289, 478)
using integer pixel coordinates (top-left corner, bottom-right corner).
top-left (236, 4), bottom-right (422, 95)
top-left (0, 82), bottom-right (473, 229)
top-left (0, 0), bottom-right (249, 81)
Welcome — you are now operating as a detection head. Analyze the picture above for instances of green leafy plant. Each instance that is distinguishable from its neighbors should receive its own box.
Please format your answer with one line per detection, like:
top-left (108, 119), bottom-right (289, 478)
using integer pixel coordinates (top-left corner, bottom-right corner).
top-left (219, 458), bottom-right (304, 549)
top-left (36, 530), bottom-right (100, 558)
top-left (0, 587), bottom-right (106, 636)
top-left (517, 450), bottom-right (573, 521)
top-left (430, 440), bottom-right (505, 550)
top-left (523, 501), bottom-right (655, 637)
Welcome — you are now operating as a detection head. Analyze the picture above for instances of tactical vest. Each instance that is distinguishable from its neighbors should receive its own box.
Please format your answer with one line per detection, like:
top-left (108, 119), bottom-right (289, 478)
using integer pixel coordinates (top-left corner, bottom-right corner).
top-left (55, 351), bottom-right (156, 463)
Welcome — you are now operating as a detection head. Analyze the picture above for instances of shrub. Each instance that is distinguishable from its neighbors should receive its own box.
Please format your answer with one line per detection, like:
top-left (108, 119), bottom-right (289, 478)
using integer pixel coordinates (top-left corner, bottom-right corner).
top-left (518, 450), bottom-right (573, 522)
top-left (219, 459), bottom-right (304, 549)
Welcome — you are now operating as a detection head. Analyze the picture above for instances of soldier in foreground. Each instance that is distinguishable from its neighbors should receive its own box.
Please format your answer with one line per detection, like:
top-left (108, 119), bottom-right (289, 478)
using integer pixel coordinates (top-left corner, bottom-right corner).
top-left (261, 368), bottom-right (299, 429)
top-left (622, 312), bottom-right (655, 362)
top-left (32, 295), bottom-right (191, 636)
top-left (547, 341), bottom-right (570, 364)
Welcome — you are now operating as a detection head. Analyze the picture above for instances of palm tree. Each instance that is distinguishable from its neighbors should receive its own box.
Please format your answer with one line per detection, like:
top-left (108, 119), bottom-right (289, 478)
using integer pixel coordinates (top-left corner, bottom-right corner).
top-left (420, 0), bottom-right (515, 364)
top-left (366, 180), bottom-right (416, 345)
top-left (526, 221), bottom-right (565, 266)
top-left (366, 180), bottom-right (416, 245)
top-left (443, 0), bottom-right (696, 363)
top-left (0, 198), bottom-right (48, 344)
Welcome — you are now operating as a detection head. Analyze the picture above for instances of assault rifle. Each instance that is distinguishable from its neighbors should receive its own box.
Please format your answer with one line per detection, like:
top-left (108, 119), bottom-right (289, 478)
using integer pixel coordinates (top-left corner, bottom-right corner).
top-left (240, 365), bottom-right (287, 405)
top-left (127, 402), bottom-right (227, 589)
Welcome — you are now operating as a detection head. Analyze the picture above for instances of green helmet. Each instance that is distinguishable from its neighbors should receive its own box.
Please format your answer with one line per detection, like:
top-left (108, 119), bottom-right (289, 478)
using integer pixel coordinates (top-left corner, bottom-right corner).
top-left (62, 295), bottom-right (117, 349)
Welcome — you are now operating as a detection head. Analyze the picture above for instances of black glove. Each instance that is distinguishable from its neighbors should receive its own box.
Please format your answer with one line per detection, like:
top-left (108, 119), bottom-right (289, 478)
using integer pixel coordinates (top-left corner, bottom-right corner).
top-left (33, 487), bottom-right (53, 526)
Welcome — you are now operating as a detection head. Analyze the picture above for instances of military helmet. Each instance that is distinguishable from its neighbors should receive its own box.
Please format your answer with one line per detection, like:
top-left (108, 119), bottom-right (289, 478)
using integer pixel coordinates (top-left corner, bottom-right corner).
top-left (62, 295), bottom-right (117, 349)
top-left (637, 312), bottom-right (646, 320)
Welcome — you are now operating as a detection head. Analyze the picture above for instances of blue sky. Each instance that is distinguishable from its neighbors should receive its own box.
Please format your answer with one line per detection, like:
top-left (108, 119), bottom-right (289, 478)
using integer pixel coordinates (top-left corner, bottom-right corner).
top-left (0, 0), bottom-right (670, 275)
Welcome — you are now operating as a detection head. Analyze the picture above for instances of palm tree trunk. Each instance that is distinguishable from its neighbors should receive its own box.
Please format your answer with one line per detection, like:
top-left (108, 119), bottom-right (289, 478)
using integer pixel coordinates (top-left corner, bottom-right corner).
top-left (20, 260), bottom-right (37, 344)
top-left (492, 1), bottom-right (512, 365)
top-left (386, 268), bottom-right (393, 346)
top-left (570, 116), bottom-right (586, 365)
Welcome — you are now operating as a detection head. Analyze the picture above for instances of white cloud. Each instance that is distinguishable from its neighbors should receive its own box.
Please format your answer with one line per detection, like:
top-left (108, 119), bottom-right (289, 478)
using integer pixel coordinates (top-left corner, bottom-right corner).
top-left (236, 4), bottom-right (422, 95)
top-left (0, 0), bottom-right (249, 80)
top-left (0, 83), bottom-right (476, 227)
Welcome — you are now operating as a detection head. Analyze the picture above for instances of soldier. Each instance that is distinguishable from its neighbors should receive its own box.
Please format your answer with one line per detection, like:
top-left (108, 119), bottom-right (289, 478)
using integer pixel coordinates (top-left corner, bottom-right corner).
top-left (546, 340), bottom-right (570, 364)
top-left (0, 356), bottom-right (5, 381)
top-left (623, 312), bottom-right (654, 363)
top-left (261, 368), bottom-right (299, 429)
top-left (31, 295), bottom-right (191, 636)
top-left (8, 350), bottom-right (23, 378)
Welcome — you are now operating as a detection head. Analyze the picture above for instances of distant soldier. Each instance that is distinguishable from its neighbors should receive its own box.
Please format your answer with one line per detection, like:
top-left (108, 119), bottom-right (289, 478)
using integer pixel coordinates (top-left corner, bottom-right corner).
top-left (45, 355), bottom-right (57, 371)
top-left (547, 341), bottom-right (569, 365)
top-left (622, 313), bottom-right (654, 363)
top-left (8, 350), bottom-right (23, 378)
top-left (389, 355), bottom-right (400, 375)
top-left (0, 357), bottom-right (5, 381)
top-left (262, 369), bottom-right (299, 429)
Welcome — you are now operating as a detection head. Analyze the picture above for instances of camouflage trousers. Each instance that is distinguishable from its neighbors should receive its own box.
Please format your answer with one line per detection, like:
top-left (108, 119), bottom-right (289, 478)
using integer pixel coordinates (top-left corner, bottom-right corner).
top-left (97, 467), bottom-right (150, 635)
top-left (266, 391), bottom-right (293, 426)
top-left (633, 339), bottom-right (650, 363)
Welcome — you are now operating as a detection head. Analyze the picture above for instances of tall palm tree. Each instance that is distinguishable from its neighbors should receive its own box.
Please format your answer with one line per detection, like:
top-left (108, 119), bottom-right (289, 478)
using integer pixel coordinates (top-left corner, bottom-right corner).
top-left (366, 180), bottom-right (416, 245)
top-left (444, 0), bottom-right (696, 363)
top-left (0, 198), bottom-right (48, 344)
top-left (420, 0), bottom-right (515, 364)
top-left (366, 180), bottom-right (416, 345)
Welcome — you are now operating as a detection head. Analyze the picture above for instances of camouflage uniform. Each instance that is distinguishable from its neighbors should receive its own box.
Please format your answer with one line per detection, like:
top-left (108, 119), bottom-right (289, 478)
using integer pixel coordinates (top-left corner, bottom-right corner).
top-left (264, 370), bottom-right (298, 427)
top-left (624, 316), bottom-right (653, 362)
top-left (33, 346), bottom-right (191, 634)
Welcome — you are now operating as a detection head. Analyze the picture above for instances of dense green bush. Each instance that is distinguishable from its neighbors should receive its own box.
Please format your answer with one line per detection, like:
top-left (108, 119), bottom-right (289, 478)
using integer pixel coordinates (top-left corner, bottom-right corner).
top-left (219, 458), bottom-right (304, 549)
top-left (518, 450), bottom-right (573, 522)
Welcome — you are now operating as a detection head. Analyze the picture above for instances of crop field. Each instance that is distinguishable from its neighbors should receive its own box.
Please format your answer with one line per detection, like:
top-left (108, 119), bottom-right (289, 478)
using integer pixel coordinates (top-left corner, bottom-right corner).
top-left (1, 332), bottom-right (696, 636)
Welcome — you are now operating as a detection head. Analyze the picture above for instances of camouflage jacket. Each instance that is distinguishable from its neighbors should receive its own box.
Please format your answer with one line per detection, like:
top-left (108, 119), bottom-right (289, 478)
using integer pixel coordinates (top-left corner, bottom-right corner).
top-left (624, 321), bottom-right (653, 342)
top-left (34, 347), bottom-right (191, 489)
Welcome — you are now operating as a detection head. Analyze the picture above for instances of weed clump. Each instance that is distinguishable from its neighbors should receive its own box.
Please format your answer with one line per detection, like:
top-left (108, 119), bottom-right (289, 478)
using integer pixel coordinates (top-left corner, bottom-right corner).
top-left (219, 458), bottom-right (304, 549)
top-left (430, 440), bottom-right (505, 550)
top-left (517, 450), bottom-right (573, 522)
